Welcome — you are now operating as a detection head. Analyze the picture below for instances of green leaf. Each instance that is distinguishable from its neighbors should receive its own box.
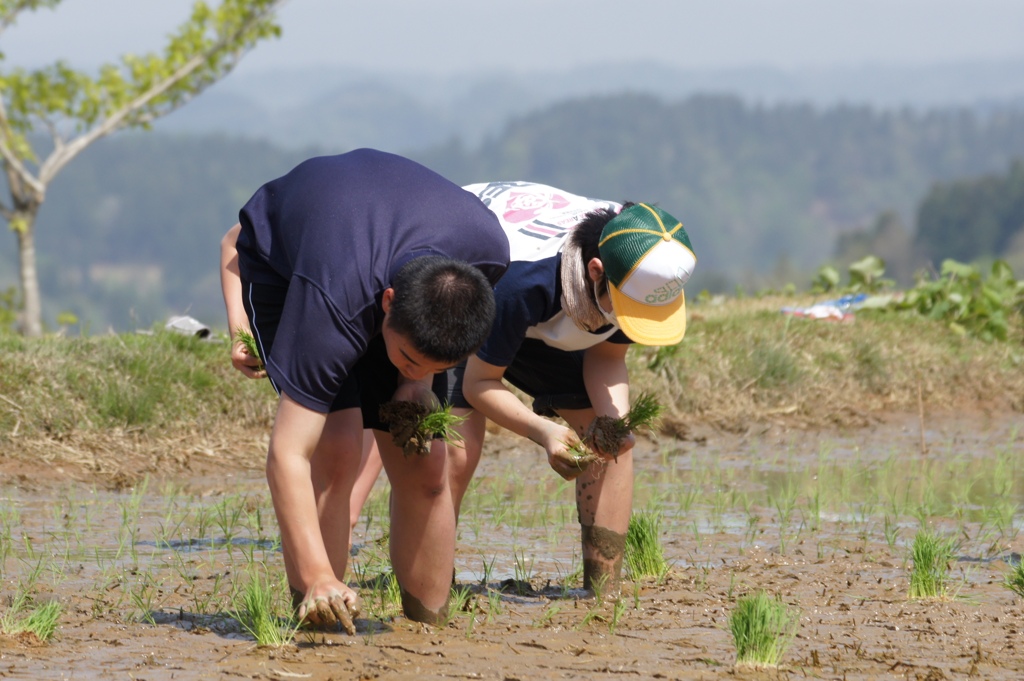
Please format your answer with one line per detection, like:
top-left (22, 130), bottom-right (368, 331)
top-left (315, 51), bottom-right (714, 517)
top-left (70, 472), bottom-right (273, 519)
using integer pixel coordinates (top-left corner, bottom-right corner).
top-left (940, 259), bottom-right (978, 281)
top-left (848, 255), bottom-right (885, 284)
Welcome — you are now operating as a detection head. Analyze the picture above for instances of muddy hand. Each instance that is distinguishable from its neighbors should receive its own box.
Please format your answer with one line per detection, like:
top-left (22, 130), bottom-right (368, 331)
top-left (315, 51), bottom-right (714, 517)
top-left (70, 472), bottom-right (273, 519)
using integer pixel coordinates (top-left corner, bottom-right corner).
top-left (548, 447), bottom-right (586, 481)
top-left (299, 589), bottom-right (360, 634)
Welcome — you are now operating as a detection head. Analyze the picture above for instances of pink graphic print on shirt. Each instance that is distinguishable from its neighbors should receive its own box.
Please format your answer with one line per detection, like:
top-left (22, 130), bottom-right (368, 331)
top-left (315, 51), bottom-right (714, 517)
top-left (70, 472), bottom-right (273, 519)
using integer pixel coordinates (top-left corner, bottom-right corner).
top-left (503, 191), bottom-right (571, 226)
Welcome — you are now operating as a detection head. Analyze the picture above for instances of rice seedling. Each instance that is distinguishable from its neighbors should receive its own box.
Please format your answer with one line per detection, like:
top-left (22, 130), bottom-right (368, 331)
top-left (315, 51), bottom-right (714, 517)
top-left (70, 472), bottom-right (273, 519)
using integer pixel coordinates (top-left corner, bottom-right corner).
top-left (484, 588), bottom-right (503, 623)
top-left (568, 391), bottom-right (665, 469)
top-left (770, 482), bottom-right (799, 529)
top-left (625, 510), bottom-right (669, 581)
top-left (128, 572), bottom-right (164, 625)
top-left (478, 553), bottom-right (497, 586)
top-left (555, 554), bottom-right (583, 597)
top-left (0, 591), bottom-right (62, 642)
top-left (534, 603), bottom-right (562, 628)
top-left (191, 571), bottom-right (228, 616)
top-left (382, 571), bottom-right (402, 612)
top-left (361, 486), bottom-right (390, 537)
top-left (1004, 557), bottom-right (1024, 600)
top-left (491, 502), bottom-right (510, 528)
top-left (690, 519), bottom-right (703, 551)
top-left (155, 507), bottom-right (190, 549)
top-left (513, 549), bottom-right (535, 592)
top-left (232, 571), bottom-right (300, 647)
top-left (729, 590), bottom-right (799, 668)
top-left (986, 498), bottom-right (1020, 540)
top-left (577, 599), bottom-right (606, 629)
top-left (0, 535), bottom-right (11, 577)
top-left (883, 514), bottom-right (900, 551)
top-left (710, 487), bottom-right (729, 533)
top-left (631, 582), bottom-right (642, 610)
top-left (234, 328), bottom-right (263, 371)
top-left (444, 585), bottom-right (476, 630)
top-left (676, 484), bottom-right (700, 513)
top-left (359, 571), bottom-right (402, 621)
top-left (242, 500), bottom-right (269, 541)
top-left (908, 529), bottom-right (958, 600)
top-left (213, 495), bottom-right (246, 550)
top-left (589, 572), bottom-right (613, 603)
top-left (379, 400), bottom-right (467, 457)
top-left (608, 597), bottom-right (628, 634)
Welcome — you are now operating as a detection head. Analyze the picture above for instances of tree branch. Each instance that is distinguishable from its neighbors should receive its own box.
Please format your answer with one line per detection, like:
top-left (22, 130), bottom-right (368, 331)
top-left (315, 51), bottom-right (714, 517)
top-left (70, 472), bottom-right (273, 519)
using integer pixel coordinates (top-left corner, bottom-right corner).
top-left (0, 97), bottom-right (44, 199)
top-left (36, 0), bottom-right (285, 185)
top-left (0, 1), bottom-right (61, 39)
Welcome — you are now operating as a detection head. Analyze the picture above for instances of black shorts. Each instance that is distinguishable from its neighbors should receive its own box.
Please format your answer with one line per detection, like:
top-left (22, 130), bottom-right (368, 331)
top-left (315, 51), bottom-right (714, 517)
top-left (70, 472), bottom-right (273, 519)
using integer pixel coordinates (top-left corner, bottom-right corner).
top-left (447, 338), bottom-right (591, 417)
top-left (243, 280), bottom-right (454, 431)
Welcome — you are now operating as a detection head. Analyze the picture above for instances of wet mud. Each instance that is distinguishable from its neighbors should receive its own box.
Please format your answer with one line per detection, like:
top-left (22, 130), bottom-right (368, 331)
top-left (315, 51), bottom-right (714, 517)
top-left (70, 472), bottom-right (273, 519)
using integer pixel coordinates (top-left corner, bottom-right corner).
top-left (1, 411), bottom-right (1023, 679)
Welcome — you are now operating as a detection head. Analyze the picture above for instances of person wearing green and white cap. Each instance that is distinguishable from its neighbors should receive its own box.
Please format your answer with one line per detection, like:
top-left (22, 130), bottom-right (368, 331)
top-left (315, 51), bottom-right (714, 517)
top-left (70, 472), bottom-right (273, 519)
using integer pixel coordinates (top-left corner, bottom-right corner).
top-left (443, 181), bottom-right (697, 594)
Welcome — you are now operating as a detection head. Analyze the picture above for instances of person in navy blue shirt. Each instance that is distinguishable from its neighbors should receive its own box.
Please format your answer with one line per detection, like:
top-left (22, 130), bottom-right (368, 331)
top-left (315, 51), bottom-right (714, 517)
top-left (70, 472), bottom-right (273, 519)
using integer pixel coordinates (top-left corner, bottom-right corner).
top-left (219, 149), bottom-right (509, 628)
top-left (450, 181), bottom-right (696, 595)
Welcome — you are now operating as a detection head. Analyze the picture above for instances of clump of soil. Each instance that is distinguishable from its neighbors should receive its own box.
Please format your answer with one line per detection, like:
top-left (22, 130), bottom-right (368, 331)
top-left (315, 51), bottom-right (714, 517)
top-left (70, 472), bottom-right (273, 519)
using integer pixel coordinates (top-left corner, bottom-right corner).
top-left (379, 400), bottom-right (432, 457)
top-left (379, 401), bottom-right (465, 457)
top-left (572, 392), bottom-right (664, 471)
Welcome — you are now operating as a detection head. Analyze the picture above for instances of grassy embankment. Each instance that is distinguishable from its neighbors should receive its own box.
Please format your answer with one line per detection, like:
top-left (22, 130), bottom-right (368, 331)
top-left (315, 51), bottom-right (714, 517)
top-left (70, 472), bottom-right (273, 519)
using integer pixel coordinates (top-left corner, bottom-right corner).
top-left (0, 292), bottom-right (1021, 482)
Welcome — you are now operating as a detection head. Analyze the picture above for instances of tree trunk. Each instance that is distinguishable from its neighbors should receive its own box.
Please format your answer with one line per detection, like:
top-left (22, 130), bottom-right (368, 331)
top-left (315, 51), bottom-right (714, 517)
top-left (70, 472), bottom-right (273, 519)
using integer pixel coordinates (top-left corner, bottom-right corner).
top-left (14, 208), bottom-right (42, 337)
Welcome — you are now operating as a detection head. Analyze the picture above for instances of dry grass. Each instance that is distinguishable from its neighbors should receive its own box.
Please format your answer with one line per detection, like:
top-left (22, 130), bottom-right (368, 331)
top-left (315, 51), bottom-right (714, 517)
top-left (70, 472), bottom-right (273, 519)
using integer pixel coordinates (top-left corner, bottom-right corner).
top-left (629, 294), bottom-right (1024, 433)
top-left (1, 296), bottom-right (1021, 483)
top-left (0, 331), bottom-right (272, 485)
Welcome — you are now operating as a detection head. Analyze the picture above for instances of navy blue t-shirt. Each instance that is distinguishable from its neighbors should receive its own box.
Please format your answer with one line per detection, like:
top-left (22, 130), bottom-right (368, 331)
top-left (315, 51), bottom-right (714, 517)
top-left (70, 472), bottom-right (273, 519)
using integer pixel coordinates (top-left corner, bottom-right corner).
top-left (236, 148), bottom-right (509, 412)
top-left (475, 253), bottom-right (631, 368)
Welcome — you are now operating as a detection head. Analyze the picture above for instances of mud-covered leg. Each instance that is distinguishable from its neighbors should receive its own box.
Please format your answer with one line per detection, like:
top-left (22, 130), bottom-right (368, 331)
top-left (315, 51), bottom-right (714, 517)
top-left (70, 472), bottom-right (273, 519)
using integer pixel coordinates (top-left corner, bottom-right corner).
top-left (399, 587), bottom-right (452, 626)
top-left (375, 429), bottom-right (455, 625)
top-left (576, 452), bottom-right (632, 596)
top-left (580, 522), bottom-right (627, 595)
top-left (559, 408), bottom-right (635, 597)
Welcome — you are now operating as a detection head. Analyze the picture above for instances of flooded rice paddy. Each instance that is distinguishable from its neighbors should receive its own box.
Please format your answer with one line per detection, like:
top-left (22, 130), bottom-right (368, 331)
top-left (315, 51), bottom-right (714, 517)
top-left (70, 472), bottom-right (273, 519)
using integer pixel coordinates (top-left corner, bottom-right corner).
top-left (1, 413), bottom-right (1023, 679)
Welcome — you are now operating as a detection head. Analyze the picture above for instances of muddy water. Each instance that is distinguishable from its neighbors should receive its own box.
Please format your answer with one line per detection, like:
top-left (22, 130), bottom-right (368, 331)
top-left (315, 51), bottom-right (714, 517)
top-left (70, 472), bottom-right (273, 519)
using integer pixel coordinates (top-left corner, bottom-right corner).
top-left (1, 413), bottom-right (1023, 679)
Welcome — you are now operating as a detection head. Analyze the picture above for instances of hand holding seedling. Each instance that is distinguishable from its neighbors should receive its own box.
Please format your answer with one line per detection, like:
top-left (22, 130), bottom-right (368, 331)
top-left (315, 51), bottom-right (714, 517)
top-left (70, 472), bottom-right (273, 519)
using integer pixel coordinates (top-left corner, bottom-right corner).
top-left (533, 421), bottom-right (588, 481)
top-left (549, 439), bottom-right (589, 480)
top-left (297, 582), bottom-right (360, 635)
top-left (232, 327), bottom-right (265, 378)
top-left (569, 392), bottom-right (665, 473)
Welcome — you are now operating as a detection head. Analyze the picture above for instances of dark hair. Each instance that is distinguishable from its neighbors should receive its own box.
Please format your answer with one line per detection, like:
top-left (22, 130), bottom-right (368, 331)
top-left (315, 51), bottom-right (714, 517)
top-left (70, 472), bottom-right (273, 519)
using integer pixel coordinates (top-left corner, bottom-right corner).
top-left (568, 201), bottom-right (635, 298)
top-left (388, 255), bottom-right (496, 363)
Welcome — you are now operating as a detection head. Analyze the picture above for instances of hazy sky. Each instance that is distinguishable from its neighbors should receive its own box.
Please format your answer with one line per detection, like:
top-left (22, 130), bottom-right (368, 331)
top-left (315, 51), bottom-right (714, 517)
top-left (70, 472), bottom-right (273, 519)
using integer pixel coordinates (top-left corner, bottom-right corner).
top-left (3, 0), bottom-right (1024, 76)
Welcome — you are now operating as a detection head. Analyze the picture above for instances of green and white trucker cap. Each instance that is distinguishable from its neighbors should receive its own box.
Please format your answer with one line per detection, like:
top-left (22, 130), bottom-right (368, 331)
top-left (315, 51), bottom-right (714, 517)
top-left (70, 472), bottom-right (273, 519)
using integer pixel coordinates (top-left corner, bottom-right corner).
top-left (598, 203), bottom-right (696, 346)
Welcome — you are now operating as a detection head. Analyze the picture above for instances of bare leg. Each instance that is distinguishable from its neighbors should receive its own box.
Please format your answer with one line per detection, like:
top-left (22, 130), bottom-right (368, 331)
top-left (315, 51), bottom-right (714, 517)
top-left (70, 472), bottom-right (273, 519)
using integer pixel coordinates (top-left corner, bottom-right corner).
top-left (348, 430), bottom-right (384, 544)
top-left (559, 408), bottom-right (634, 596)
top-left (374, 429), bottom-right (455, 624)
top-left (446, 408), bottom-right (485, 522)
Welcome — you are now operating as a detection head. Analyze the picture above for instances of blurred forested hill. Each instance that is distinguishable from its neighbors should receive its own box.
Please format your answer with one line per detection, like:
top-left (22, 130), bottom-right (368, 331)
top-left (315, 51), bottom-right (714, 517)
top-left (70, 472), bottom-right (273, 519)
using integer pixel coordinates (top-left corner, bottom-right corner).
top-left (2, 93), bottom-right (1024, 332)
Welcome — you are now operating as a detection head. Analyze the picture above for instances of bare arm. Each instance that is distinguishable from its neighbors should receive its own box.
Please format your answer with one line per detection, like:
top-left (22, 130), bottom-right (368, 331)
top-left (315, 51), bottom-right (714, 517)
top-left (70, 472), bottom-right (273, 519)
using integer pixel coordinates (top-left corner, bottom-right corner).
top-left (267, 393), bottom-right (358, 619)
top-left (463, 355), bottom-right (583, 479)
top-left (582, 341), bottom-right (635, 457)
top-left (219, 223), bottom-right (263, 378)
